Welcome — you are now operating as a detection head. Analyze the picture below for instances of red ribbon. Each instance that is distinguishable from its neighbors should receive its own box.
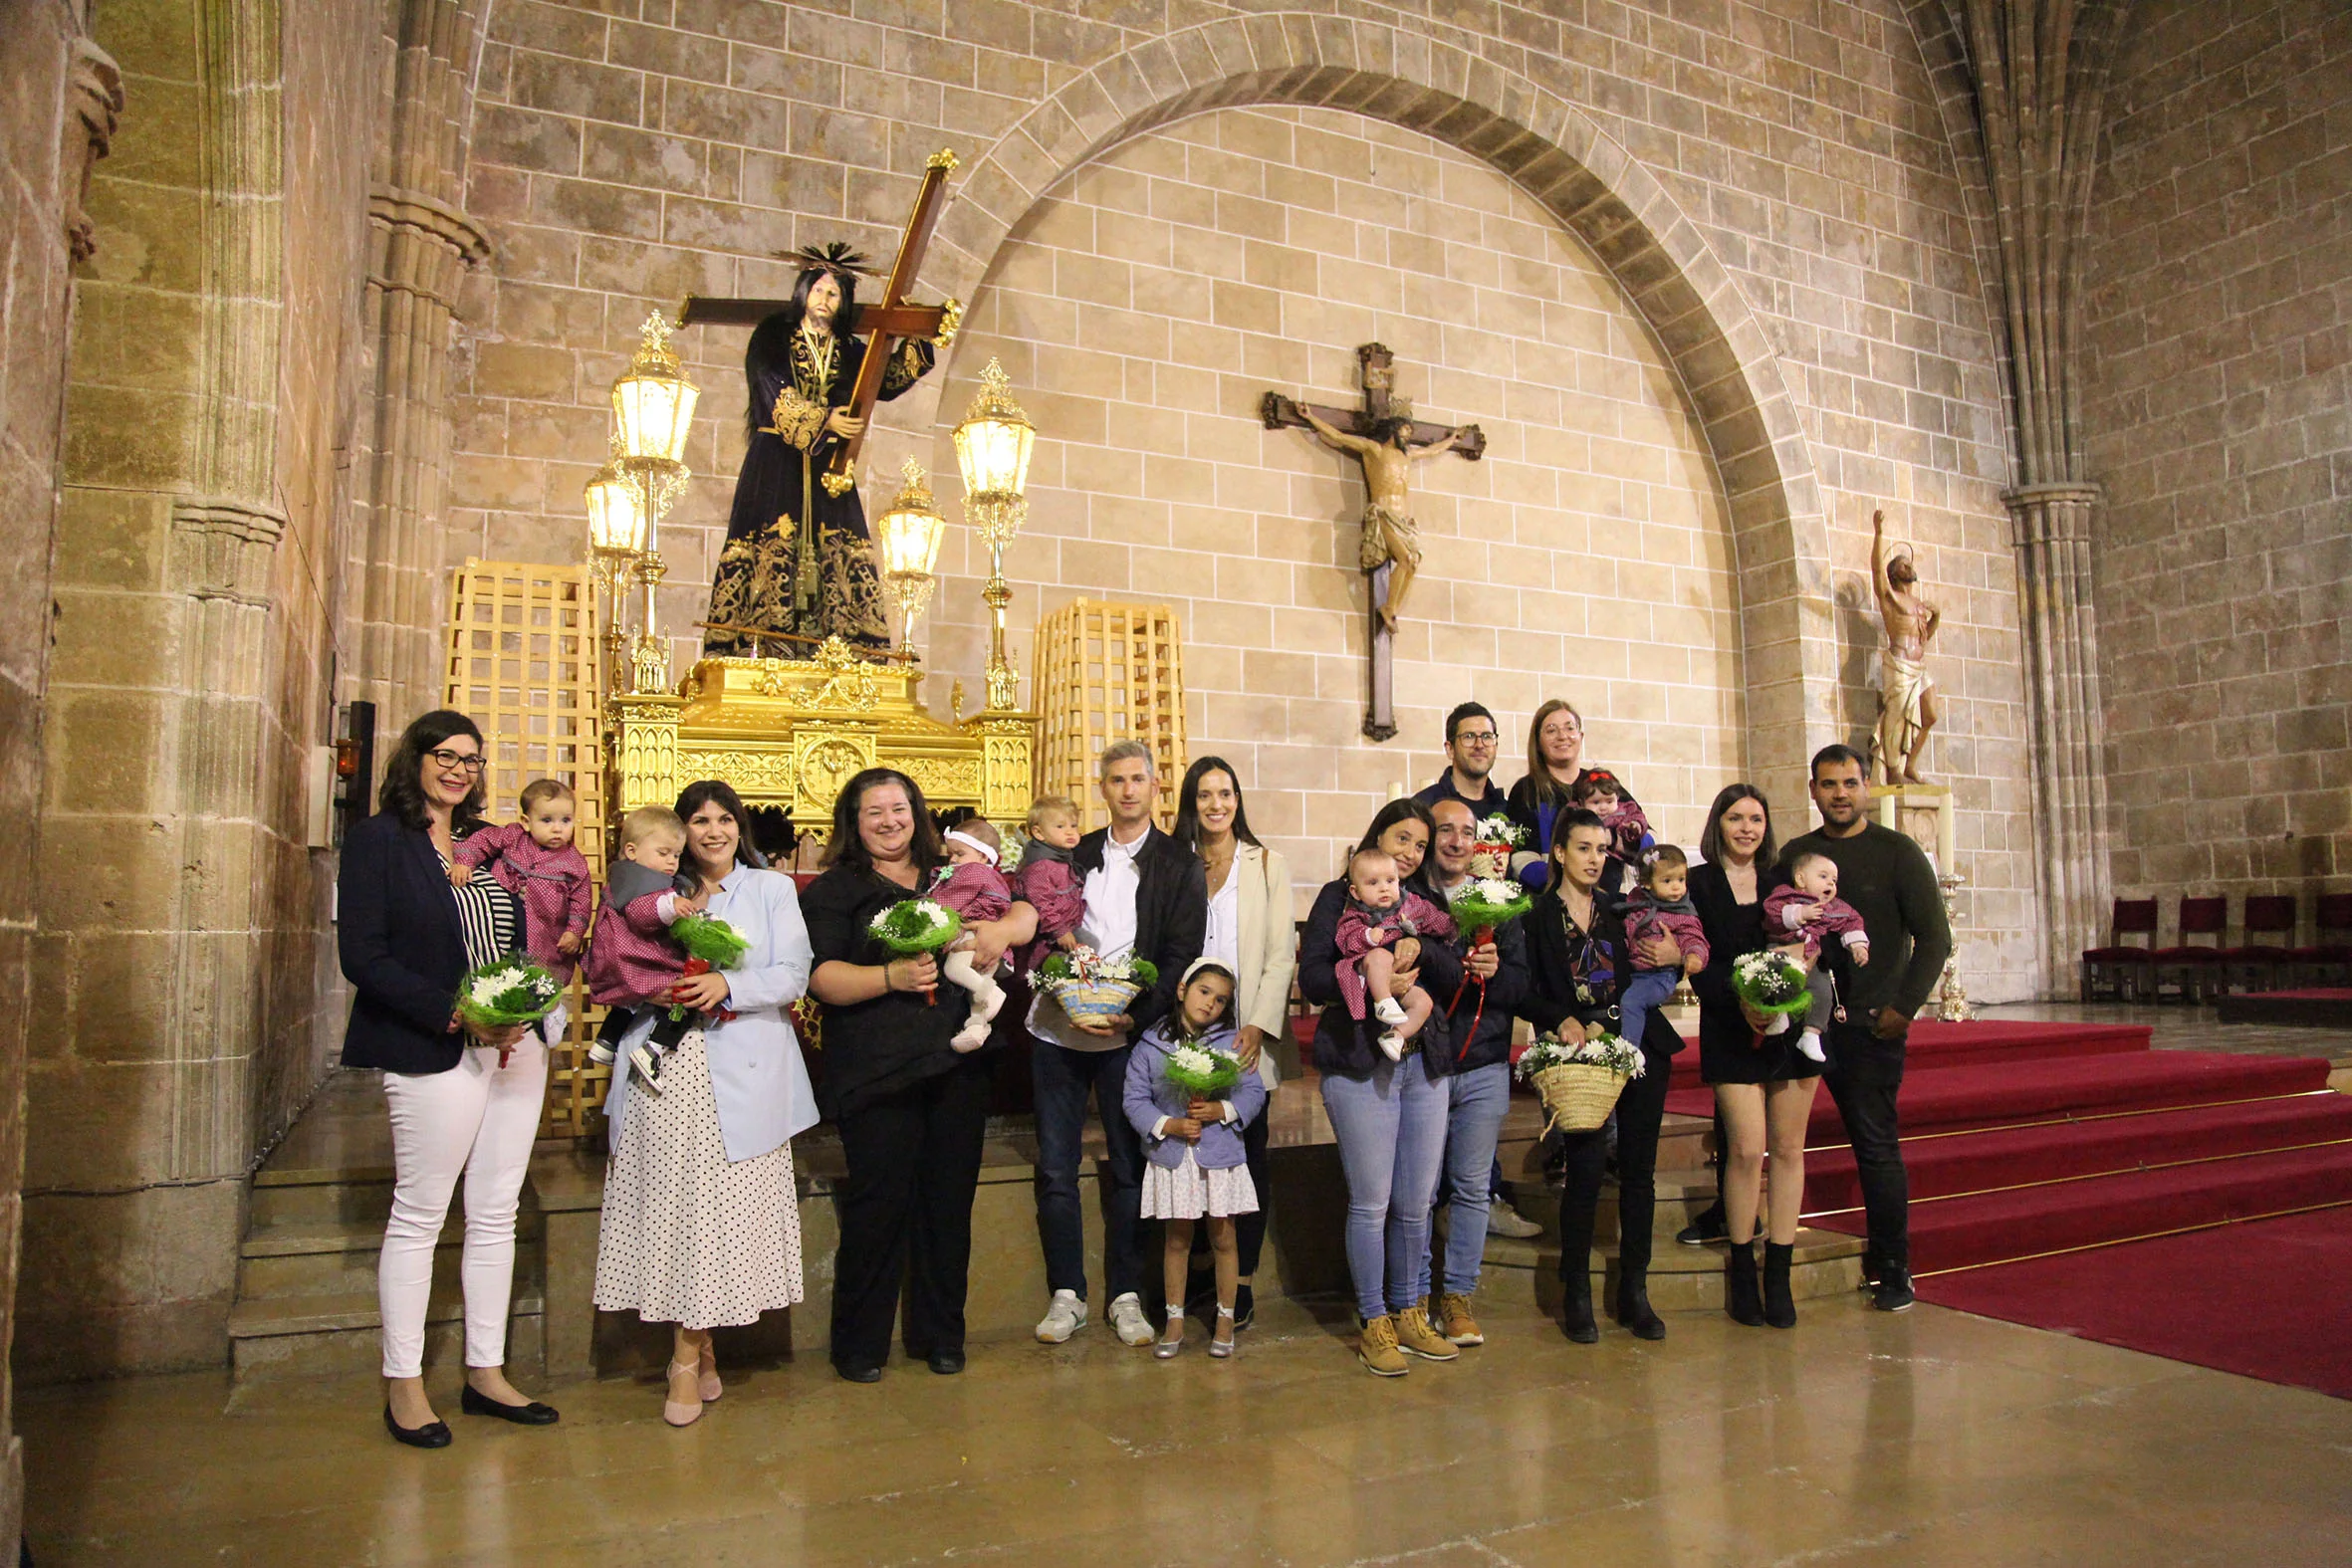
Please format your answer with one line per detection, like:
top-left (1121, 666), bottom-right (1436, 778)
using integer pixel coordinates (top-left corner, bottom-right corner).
top-left (1447, 928), bottom-right (1497, 1061)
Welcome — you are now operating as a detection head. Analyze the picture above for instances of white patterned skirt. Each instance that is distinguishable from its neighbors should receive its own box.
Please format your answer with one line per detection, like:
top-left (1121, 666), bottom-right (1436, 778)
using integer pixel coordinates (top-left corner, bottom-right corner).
top-left (593, 1030), bottom-right (803, 1329)
top-left (1140, 1147), bottom-right (1260, 1221)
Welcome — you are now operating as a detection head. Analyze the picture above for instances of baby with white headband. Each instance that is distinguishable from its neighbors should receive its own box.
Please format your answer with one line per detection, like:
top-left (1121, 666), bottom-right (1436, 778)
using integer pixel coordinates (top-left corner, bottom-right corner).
top-left (932, 817), bottom-right (1017, 1051)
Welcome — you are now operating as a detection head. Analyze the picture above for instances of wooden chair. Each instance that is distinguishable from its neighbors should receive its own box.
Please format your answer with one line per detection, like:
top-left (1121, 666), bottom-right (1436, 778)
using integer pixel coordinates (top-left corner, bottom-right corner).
top-left (2080, 898), bottom-right (2159, 1002)
top-left (2289, 892), bottom-right (2352, 987)
top-left (2221, 895), bottom-right (2297, 996)
top-left (2151, 896), bottom-right (2228, 1004)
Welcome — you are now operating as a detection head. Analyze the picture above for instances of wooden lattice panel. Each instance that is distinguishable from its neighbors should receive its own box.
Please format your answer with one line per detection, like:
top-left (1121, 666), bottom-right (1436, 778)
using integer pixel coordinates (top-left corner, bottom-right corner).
top-left (1032, 599), bottom-right (1187, 832)
top-left (443, 559), bottom-right (611, 1138)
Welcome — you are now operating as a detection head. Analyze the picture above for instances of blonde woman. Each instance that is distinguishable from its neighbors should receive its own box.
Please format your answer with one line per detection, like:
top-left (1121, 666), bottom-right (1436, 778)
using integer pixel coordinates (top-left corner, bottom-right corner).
top-left (1171, 757), bottom-right (1295, 1329)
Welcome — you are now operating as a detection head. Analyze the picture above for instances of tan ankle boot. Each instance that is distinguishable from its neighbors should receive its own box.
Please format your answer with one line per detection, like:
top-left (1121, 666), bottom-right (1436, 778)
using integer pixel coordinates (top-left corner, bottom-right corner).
top-left (1358, 1314), bottom-right (1408, 1377)
top-left (1396, 1298), bottom-right (1460, 1361)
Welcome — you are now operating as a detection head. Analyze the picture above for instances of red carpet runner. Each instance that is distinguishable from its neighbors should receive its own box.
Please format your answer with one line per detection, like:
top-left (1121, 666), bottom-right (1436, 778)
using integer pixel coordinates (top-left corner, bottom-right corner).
top-left (1668, 1018), bottom-right (2352, 1396)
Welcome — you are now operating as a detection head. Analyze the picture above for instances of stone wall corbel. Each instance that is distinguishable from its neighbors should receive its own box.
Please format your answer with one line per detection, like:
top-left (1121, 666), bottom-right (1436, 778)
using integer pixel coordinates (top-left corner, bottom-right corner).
top-left (63, 38), bottom-right (124, 263)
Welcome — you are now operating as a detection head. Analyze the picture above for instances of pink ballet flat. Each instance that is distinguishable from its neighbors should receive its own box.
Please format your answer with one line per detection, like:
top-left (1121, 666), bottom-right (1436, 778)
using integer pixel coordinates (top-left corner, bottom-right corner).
top-left (698, 1338), bottom-right (722, 1403)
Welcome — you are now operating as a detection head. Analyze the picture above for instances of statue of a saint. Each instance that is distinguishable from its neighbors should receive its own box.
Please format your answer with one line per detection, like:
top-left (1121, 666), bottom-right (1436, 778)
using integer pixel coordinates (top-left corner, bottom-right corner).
top-left (1872, 508), bottom-right (1943, 784)
top-left (1295, 400), bottom-right (1471, 632)
top-left (704, 244), bottom-right (935, 657)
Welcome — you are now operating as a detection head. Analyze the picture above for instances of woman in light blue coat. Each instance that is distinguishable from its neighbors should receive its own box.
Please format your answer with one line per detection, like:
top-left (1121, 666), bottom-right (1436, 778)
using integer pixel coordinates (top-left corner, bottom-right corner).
top-left (593, 780), bottom-right (818, 1428)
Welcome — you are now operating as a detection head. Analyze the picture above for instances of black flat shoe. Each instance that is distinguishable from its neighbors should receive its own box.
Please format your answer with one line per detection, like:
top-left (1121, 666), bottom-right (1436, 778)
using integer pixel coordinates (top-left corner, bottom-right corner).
top-left (1232, 1283), bottom-right (1255, 1331)
top-left (460, 1383), bottom-right (560, 1425)
top-left (926, 1349), bottom-right (966, 1376)
top-left (384, 1403), bottom-right (452, 1449)
top-left (833, 1359), bottom-right (882, 1384)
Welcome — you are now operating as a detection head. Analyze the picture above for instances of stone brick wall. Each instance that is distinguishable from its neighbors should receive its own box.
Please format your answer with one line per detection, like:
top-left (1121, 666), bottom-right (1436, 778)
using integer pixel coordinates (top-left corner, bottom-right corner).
top-left (447, 0), bottom-right (2041, 993)
top-left (2082, 0), bottom-right (2352, 937)
top-left (22, 1), bottom-right (377, 1380)
top-left (0, 0), bottom-right (86, 1518)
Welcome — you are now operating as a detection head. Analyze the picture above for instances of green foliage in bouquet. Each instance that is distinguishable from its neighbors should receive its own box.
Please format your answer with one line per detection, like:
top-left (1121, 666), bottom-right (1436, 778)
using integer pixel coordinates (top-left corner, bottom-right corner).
top-left (1040, 948), bottom-right (1158, 988)
top-left (1733, 950), bottom-right (1814, 1016)
top-left (1513, 1027), bottom-right (1645, 1082)
top-left (1448, 876), bottom-right (1533, 942)
top-left (869, 897), bottom-right (964, 956)
top-left (1161, 1040), bottom-right (1244, 1096)
top-left (671, 913), bottom-right (750, 969)
top-left (454, 956), bottom-right (562, 1030)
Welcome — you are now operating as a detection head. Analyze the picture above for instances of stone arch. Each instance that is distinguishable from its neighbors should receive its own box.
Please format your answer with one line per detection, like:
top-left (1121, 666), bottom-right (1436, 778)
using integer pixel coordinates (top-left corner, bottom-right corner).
top-left (911, 13), bottom-right (1836, 797)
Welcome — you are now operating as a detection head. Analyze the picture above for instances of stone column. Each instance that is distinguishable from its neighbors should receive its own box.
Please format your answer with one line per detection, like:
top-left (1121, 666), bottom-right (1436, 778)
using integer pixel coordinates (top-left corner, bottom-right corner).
top-left (1955, 0), bottom-right (2131, 993)
top-left (2005, 483), bottom-right (2110, 986)
top-left (346, 0), bottom-right (491, 723)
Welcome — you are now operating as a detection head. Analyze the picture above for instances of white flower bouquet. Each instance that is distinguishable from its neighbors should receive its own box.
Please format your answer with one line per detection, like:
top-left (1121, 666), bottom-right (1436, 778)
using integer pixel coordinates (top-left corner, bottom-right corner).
top-left (1733, 949), bottom-right (1813, 1018)
top-left (1161, 1039), bottom-right (1244, 1096)
top-left (870, 897), bottom-right (964, 1005)
top-left (1449, 876), bottom-right (1532, 945)
top-left (454, 956), bottom-right (562, 1067)
top-left (1469, 816), bottom-right (1527, 878)
top-left (1514, 1024), bottom-right (1644, 1134)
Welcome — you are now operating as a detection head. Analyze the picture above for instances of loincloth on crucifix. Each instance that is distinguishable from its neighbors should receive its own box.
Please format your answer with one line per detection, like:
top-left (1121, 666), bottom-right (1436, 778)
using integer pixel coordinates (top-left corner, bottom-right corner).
top-left (1359, 501), bottom-right (1422, 574)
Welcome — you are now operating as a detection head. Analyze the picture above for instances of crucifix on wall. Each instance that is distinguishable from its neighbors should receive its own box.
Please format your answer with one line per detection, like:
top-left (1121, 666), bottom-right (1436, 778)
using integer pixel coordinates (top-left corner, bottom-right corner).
top-left (1263, 343), bottom-right (1485, 741)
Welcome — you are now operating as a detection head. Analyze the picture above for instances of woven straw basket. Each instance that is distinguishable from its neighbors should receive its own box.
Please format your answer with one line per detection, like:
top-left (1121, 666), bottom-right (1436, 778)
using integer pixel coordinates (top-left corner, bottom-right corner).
top-left (1531, 1061), bottom-right (1630, 1134)
top-left (1047, 979), bottom-right (1144, 1026)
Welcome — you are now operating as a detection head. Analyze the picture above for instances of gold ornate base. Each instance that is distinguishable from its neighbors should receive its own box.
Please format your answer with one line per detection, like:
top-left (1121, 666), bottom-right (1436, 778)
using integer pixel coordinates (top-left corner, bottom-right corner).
top-left (609, 635), bottom-right (1036, 833)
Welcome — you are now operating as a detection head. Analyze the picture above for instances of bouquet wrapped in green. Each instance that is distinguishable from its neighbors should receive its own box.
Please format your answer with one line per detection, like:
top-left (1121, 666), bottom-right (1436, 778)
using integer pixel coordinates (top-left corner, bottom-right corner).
top-left (671, 913), bottom-right (750, 969)
top-left (1733, 950), bottom-right (1813, 1019)
top-left (1443, 875), bottom-right (1534, 1056)
top-left (869, 897), bottom-right (964, 1004)
top-left (1039, 947), bottom-right (1159, 1028)
top-left (1161, 1039), bottom-right (1244, 1096)
top-left (454, 956), bottom-right (562, 1067)
top-left (1514, 1024), bottom-right (1644, 1134)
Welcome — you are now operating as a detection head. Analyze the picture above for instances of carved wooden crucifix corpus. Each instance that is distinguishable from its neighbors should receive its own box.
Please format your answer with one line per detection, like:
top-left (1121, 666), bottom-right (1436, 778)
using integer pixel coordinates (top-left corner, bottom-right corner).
top-left (1263, 343), bottom-right (1485, 741)
top-left (678, 148), bottom-right (964, 498)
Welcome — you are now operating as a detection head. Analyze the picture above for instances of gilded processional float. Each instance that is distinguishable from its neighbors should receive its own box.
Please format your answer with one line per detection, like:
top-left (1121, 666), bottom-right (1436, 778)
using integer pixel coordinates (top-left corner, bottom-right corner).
top-left (590, 150), bottom-right (1040, 835)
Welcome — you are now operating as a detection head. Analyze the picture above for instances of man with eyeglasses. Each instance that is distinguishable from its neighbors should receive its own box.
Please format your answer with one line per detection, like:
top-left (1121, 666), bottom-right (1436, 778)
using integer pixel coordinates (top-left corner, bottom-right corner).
top-left (1413, 702), bottom-right (1510, 821)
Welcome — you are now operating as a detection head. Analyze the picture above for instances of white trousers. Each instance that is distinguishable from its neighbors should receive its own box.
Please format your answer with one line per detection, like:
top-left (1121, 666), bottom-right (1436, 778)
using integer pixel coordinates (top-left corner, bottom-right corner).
top-left (378, 1040), bottom-right (548, 1379)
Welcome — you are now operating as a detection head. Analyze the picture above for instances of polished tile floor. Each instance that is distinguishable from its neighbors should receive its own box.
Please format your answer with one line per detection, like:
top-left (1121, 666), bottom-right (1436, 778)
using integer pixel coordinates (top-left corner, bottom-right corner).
top-left (23, 1289), bottom-right (2352, 1566)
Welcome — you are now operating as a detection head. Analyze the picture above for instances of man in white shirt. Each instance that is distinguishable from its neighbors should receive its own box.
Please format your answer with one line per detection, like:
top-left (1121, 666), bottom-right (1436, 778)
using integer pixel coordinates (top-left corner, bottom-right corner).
top-left (1031, 741), bottom-right (1208, 1348)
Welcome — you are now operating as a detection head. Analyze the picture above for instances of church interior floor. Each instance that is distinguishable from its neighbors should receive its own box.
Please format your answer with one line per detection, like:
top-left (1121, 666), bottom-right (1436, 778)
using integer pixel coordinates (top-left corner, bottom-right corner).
top-left (23, 1287), bottom-right (2352, 1566)
top-left (1977, 999), bottom-right (2352, 1064)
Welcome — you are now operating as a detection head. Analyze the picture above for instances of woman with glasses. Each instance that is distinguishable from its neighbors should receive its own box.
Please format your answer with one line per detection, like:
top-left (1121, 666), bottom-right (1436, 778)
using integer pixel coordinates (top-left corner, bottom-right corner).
top-left (339, 710), bottom-right (561, 1448)
top-left (1505, 699), bottom-right (1585, 891)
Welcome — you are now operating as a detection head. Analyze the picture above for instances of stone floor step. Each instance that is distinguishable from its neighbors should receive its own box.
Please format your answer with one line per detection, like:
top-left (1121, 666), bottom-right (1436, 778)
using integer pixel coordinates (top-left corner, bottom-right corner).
top-left (1478, 1227), bottom-right (1865, 1314)
top-left (1484, 1173), bottom-right (1721, 1244)
top-left (248, 1172), bottom-right (395, 1229)
top-left (228, 1287), bottom-right (548, 1385)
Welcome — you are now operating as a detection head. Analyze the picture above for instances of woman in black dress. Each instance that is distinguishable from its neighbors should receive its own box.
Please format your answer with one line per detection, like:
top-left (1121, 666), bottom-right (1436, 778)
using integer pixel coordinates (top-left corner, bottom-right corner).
top-left (704, 249), bottom-right (936, 655)
top-left (1518, 807), bottom-right (1688, 1344)
top-left (1687, 783), bottom-right (1827, 1329)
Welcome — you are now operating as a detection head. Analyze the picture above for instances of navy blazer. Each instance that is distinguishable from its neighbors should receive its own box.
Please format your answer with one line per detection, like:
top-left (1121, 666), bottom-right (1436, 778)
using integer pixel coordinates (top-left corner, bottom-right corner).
top-left (338, 810), bottom-right (531, 1075)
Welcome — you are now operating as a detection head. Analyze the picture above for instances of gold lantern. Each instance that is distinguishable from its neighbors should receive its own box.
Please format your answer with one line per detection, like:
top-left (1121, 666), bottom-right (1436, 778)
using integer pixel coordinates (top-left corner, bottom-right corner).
top-left (952, 358), bottom-right (1036, 711)
top-left (606, 310), bottom-right (698, 692)
top-left (872, 457), bottom-right (947, 658)
top-left (584, 454), bottom-right (646, 694)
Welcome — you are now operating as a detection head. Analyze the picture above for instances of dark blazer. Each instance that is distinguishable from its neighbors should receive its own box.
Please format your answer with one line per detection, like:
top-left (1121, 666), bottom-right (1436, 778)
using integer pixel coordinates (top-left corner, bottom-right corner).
top-left (1071, 822), bottom-right (1207, 1042)
top-left (339, 810), bottom-right (530, 1075)
top-left (1517, 884), bottom-right (1684, 1062)
top-left (1298, 875), bottom-right (1467, 1078)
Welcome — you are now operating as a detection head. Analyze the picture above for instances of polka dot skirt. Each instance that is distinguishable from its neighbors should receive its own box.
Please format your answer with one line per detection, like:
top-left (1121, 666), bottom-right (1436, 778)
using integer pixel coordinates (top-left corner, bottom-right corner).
top-left (593, 1029), bottom-right (803, 1330)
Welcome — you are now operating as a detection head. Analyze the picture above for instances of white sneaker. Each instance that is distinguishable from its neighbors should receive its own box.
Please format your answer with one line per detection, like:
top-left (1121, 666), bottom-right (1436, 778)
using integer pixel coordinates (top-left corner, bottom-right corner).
top-left (1486, 1201), bottom-right (1543, 1239)
top-left (1035, 1288), bottom-right (1087, 1343)
top-left (1795, 1030), bottom-right (1826, 1063)
top-left (1377, 1030), bottom-right (1405, 1062)
top-left (1108, 1292), bottom-right (1155, 1347)
top-left (587, 1039), bottom-right (616, 1066)
top-left (1373, 996), bottom-right (1408, 1027)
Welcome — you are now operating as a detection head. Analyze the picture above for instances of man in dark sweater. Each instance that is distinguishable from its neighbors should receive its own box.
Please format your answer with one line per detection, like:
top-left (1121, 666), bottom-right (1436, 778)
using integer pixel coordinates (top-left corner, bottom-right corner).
top-left (1413, 701), bottom-right (1511, 820)
top-left (1780, 743), bottom-right (1953, 1312)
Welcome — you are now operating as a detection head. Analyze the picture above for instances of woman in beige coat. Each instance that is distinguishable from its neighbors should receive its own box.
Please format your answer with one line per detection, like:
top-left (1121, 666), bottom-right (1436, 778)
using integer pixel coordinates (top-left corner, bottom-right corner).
top-left (1172, 757), bottom-right (1295, 1329)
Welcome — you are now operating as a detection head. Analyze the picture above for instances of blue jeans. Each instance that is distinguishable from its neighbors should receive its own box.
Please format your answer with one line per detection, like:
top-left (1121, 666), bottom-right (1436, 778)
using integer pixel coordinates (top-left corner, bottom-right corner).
top-left (1618, 968), bottom-right (1679, 1054)
top-left (1032, 1040), bottom-right (1143, 1303)
top-left (1318, 1050), bottom-right (1448, 1321)
top-left (1418, 1061), bottom-right (1513, 1300)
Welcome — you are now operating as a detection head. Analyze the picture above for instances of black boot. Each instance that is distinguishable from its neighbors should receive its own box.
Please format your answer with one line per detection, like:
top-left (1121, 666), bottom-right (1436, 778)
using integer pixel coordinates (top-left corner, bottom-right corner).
top-left (1763, 1241), bottom-right (1798, 1329)
top-left (1725, 1238), bottom-right (1765, 1327)
top-left (1560, 1274), bottom-right (1598, 1344)
top-left (1613, 1273), bottom-right (1666, 1340)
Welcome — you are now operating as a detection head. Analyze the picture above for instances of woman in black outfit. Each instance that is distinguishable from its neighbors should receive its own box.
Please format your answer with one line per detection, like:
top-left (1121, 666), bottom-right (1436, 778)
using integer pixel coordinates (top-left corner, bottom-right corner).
top-left (1517, 806), bottom-right (1688, 1343)
top-left (804, 769), bottom-right (1036, 1381)
top-left (1688, 784), bottom-right (1828, 1328)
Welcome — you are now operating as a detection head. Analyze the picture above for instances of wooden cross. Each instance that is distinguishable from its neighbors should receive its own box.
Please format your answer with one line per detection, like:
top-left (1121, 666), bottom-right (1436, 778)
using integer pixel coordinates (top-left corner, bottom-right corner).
top-left (677, 148), bottom-right (964, 499)
top-left (1263, 343), bottom-right (1485, 742)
